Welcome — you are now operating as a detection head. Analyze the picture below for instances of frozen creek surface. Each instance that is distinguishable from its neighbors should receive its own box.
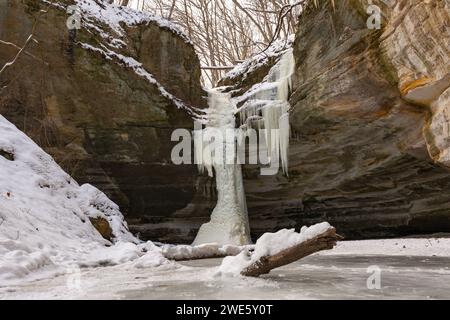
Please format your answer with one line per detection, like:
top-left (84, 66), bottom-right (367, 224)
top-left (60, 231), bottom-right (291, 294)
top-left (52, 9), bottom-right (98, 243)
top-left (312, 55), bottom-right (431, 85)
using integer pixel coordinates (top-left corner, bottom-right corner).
top-left (2, 239), bottom-right (450, 300)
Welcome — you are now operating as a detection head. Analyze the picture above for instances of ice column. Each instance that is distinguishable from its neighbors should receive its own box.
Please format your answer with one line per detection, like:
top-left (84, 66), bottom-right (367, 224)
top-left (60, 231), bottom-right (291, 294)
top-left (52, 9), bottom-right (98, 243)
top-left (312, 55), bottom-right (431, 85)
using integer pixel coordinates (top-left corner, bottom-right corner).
top-left (193, 91), bottom-right (251, 246)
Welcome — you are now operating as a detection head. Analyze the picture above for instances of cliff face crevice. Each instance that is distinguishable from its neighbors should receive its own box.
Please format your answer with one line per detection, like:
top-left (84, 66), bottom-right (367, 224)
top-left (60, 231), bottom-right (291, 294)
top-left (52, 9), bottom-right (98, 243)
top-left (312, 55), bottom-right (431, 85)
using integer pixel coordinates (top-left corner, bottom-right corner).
top-left (0, 0), bottom-right (213, 242)
top-left (240, 0), bottom-right (450, 239)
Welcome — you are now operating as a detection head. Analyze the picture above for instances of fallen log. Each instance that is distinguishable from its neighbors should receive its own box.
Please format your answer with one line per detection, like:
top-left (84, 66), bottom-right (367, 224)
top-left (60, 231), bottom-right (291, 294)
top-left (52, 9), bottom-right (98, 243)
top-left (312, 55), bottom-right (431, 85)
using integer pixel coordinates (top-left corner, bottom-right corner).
top-left (215, 222), bottom-right (342, 277)
top-left (162, 243), bottom-right (249, 261)
top-left (162, 223), bottom-right (341, 277)
top-left (241, 227), bottom-right (341, 277)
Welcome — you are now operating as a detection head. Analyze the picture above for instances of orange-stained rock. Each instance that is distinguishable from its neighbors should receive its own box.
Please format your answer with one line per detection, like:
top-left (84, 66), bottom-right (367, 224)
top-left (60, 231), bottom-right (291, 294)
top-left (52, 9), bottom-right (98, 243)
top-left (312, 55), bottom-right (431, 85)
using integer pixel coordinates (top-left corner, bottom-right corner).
top-left (89, 217), bottom-right (113, 242)
top-left (226, 0), bottom-right (450, 240)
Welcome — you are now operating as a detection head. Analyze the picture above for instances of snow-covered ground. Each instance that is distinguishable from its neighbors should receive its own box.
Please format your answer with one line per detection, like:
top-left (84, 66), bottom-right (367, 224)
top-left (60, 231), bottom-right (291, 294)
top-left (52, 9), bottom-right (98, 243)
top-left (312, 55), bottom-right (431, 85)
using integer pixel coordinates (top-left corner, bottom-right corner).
top-left (1, 238), bottom-right (450, 300)
top-left (319, 238), bottom-right (450, 257)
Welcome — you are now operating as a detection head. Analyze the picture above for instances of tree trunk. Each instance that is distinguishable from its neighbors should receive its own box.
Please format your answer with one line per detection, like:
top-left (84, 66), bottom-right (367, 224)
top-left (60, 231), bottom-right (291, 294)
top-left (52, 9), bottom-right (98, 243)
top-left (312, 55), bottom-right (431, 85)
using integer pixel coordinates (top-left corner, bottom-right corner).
top-left (241, 227), bottom-right (342, 277)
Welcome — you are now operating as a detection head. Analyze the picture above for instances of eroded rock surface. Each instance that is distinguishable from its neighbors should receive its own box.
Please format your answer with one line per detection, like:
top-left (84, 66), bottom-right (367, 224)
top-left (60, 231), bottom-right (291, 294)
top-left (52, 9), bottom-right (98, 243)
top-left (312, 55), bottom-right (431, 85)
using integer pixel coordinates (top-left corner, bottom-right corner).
top-left (0, 0), bottom-right (213, 243)
top-left (241, 0), bottom-right (450, 239)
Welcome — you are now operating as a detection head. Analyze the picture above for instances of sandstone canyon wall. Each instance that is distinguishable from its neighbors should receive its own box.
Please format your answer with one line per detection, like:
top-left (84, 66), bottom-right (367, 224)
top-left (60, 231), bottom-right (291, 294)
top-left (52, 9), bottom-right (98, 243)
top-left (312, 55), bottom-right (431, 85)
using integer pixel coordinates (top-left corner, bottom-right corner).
top-left (0, 0), bottom-right (214, 242)
top-left (241, 0), bottom-right (450, 239)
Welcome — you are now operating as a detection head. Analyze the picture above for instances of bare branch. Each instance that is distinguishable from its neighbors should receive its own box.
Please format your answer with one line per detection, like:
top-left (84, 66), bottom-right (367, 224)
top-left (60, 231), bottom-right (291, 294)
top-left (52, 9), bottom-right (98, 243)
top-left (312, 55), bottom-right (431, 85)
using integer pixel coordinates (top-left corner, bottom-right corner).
top-left (201, 65), bottom-right (235, 70)
top-left (0, 40), bottom-right (48, 66)
top-left (0, 9), bottom-right (47, 76)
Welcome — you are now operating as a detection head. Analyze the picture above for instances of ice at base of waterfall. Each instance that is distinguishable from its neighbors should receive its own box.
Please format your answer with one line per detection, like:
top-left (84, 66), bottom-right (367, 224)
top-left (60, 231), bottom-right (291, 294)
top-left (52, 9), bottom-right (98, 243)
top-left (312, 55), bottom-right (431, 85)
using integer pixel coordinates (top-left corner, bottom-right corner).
top-left (192, 162), bottom-right (251, 246)
top-left (192, 215), bottom-right (251, 247)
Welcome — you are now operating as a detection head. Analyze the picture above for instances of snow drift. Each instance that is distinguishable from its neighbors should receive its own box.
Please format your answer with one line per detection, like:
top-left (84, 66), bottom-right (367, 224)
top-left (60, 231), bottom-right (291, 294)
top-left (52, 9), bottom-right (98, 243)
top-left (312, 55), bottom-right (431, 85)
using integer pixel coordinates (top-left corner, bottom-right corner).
top-left (0, 115), bottom-right (169, 284)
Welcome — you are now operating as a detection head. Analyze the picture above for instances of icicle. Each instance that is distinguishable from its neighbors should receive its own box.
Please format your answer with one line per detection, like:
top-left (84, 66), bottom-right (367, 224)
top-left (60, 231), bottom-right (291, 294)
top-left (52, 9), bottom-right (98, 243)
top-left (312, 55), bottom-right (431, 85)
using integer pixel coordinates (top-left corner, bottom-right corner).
top-left (236, 49), bottom-right (294, 176)
top-left (279, 110), bottom-right (290, 175)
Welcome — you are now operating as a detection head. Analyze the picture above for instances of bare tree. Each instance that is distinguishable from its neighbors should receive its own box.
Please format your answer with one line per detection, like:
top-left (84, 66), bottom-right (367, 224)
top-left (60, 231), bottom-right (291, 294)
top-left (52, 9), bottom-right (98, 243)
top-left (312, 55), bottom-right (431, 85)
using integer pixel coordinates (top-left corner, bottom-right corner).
top-left (127, 0), bottom-right (303, 86)
top-left (114, 1), bottom-right (341, 86)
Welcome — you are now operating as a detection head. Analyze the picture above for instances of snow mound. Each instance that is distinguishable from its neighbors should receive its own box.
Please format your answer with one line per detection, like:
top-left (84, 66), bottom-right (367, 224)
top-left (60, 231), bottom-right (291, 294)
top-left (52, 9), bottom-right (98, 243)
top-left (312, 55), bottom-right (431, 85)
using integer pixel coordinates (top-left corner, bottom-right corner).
top-left (0, 239), bottom-right (54, 280)
top-left (216, 222), bottom-right (332, 276)
top-left (0, 115), bottom-right (169, 284)
top-left (80, 241), bottom-right (170, 269)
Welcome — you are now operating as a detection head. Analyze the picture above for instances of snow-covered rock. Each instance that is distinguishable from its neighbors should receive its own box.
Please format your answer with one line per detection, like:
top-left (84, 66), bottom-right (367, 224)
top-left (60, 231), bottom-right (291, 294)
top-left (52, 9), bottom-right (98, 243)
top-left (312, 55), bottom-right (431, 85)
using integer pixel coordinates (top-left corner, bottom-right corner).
top-left (222, 36), bottom-right (295, 84)
top-left (0, 115), bottom-right (170, 284)
top-left (0, 0), bottom-right (207, 245)
top-left (42, 0), bottom-right (190, 45)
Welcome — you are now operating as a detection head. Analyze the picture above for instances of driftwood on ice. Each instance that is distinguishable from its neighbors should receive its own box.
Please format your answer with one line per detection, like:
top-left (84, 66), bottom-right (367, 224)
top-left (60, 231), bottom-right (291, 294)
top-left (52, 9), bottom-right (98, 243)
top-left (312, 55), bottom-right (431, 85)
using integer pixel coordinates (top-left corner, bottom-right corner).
top-left (162, 225), bottom-right (342, 278)
top-left (241, 227), bottom-right (341, 277)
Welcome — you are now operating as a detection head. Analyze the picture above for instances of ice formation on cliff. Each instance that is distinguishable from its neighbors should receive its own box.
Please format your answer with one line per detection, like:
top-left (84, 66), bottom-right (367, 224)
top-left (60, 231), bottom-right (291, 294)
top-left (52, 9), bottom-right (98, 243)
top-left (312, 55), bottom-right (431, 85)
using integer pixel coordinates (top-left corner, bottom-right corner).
top-left (237, 49), bottom-right (295, 175)
top-left (193, 49), bottom-right (295, 245)
top-left (193, 91), bottom-right (251, 246)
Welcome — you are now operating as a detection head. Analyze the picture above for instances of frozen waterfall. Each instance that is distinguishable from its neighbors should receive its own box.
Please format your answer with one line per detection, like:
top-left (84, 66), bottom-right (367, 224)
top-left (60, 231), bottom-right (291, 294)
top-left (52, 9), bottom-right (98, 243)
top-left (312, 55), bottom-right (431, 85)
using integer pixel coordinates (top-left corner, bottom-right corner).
top-left (193, 91), bottom-right (251, 246)
top-left (238, 48), bottom-right (295, 176)
top-left (193, 49), bottom-right (295, 246)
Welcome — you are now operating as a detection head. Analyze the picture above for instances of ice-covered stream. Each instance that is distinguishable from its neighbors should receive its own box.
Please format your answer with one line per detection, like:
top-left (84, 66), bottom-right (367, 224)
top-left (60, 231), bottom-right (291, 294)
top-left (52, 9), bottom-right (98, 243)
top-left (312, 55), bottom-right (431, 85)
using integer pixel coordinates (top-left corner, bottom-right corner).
top-left (3, 238), bottom-right (450, 300)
